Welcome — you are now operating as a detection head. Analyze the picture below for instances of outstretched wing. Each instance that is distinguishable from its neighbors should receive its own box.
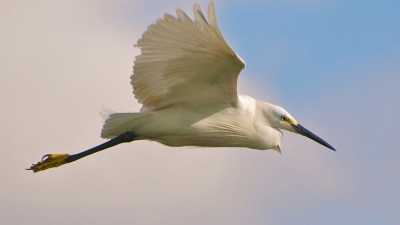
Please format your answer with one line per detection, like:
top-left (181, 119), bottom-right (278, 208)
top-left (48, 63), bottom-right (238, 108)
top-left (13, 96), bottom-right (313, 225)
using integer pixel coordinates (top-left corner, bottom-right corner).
top-left (132, 2), bottom-right (245, 112)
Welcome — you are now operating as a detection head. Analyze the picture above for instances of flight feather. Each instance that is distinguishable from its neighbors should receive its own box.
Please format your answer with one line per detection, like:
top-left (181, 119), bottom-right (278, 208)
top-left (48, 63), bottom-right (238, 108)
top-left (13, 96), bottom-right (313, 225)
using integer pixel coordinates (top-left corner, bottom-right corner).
top-left (132, 2), bottom-right (245, 112)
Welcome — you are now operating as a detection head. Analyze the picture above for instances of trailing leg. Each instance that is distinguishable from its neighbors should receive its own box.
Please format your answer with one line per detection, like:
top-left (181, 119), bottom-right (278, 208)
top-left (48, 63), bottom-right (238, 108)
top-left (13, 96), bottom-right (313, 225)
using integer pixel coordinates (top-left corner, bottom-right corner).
top-left (27, 131), bottom-right (137, 173)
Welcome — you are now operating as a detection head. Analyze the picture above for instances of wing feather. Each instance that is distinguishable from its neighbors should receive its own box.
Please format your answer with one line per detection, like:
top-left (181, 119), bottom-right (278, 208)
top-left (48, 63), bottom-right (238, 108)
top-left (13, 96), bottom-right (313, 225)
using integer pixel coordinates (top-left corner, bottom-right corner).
top-left (132, 2), bottom-right (245, 111)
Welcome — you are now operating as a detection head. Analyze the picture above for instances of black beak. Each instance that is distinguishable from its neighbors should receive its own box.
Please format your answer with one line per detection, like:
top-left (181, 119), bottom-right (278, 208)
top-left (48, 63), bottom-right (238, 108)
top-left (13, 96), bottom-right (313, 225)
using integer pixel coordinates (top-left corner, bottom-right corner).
top-left (291, 124), bottom-right (335, 151)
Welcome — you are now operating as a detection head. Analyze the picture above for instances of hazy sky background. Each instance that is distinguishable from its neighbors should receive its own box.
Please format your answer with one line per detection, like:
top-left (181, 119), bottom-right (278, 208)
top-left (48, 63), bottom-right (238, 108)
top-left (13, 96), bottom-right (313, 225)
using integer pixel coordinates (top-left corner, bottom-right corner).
top-left (1, 0), bottom-right (399, 224)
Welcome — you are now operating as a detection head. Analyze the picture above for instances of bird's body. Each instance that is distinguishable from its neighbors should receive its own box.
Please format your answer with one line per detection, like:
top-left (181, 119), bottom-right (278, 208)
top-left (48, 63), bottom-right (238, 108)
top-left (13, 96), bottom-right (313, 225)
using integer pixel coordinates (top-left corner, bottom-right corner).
top-left (28, 2), bottom-right (334, 173)
top-left (102, 95), bottom-right (282, 150)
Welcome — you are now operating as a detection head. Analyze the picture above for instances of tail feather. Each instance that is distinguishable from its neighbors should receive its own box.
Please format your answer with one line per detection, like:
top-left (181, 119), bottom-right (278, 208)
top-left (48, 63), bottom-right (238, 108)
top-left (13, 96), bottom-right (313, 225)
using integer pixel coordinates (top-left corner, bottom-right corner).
top-left (101, 113), bottom-right (141, 139)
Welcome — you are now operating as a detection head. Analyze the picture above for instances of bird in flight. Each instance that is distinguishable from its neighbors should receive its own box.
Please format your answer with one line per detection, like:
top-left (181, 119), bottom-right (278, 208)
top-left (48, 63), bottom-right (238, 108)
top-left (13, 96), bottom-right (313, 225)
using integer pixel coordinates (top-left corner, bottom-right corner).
top-left (28, 2), bottom-right (335, 173)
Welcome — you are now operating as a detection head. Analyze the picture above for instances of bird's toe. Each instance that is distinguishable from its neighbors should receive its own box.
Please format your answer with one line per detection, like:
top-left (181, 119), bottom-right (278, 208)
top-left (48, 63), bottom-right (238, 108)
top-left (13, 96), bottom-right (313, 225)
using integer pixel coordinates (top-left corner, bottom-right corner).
top-left (27, 154), bottom-right (70, 173)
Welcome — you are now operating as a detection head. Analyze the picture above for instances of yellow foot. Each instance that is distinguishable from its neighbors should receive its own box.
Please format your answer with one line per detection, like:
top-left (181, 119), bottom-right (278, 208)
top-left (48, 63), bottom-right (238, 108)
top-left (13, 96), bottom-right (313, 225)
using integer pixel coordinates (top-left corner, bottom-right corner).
top-left (27, 154), bottom-right (70, 173)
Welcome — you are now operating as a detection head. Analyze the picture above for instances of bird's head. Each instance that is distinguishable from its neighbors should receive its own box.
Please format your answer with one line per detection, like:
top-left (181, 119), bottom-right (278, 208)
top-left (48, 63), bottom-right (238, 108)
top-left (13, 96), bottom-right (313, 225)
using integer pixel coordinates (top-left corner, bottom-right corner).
top-left (266, 104), bottom-right (335, 151)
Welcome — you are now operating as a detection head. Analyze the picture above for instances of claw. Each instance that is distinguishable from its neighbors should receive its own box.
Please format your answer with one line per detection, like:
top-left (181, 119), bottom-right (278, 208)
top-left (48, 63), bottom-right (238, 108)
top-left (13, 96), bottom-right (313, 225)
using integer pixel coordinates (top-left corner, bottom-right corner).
top-left (27, 154), bottom-right (70, 173)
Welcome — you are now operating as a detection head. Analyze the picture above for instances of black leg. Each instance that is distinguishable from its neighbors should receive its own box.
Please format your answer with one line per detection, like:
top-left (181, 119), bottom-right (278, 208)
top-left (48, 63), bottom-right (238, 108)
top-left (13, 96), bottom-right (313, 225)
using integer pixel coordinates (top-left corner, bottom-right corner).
top-left (66, 131), bottom-right (137, 163)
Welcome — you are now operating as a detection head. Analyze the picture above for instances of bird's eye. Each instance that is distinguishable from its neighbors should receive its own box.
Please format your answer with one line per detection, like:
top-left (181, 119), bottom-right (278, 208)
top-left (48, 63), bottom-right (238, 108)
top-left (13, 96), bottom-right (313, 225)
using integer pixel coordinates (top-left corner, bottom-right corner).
top-left (281, 115), bottom-right (288, 122)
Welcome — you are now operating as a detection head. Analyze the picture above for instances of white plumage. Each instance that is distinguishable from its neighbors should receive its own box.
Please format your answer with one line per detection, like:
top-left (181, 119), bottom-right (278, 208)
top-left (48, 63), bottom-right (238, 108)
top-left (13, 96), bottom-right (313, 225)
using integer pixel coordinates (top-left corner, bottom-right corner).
top-left (131, 3), bottom-right (244, 111)
top-left (28, 2), bottom-right (334, 173)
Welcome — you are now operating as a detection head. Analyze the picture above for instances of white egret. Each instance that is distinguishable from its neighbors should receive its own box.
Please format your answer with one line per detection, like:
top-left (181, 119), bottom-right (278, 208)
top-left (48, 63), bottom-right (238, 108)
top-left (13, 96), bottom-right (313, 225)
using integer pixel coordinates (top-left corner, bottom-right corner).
top-left (28, 2), bottom-right (335, 173)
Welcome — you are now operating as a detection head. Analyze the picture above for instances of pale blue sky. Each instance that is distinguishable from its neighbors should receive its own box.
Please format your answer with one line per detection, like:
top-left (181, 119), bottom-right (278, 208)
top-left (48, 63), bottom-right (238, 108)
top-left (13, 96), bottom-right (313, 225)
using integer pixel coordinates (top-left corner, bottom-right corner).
top-left (1, 0), bottom-right (399, 224)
